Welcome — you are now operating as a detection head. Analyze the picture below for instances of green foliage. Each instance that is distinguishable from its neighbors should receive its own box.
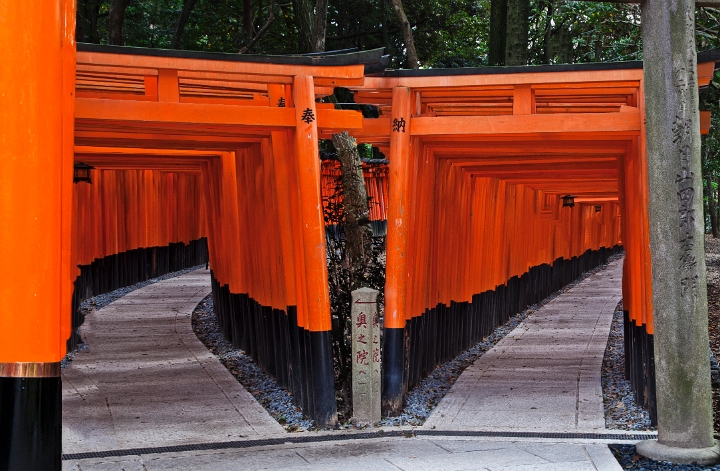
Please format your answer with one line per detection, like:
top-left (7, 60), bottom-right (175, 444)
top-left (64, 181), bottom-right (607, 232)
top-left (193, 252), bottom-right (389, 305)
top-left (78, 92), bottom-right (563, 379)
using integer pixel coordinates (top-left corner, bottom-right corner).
top-left (77, 0), bottom-right (720, 70)
top-left (527, 2), bottom-right (642, 65)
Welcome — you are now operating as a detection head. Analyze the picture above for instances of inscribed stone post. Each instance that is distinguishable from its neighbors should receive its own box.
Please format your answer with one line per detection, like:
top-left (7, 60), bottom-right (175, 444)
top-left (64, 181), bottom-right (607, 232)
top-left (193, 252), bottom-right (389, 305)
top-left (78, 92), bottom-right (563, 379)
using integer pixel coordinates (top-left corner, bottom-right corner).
top-left (352, 287), bottom-right (381, 424)
top-left (637, 0), bottom-right (720, 463)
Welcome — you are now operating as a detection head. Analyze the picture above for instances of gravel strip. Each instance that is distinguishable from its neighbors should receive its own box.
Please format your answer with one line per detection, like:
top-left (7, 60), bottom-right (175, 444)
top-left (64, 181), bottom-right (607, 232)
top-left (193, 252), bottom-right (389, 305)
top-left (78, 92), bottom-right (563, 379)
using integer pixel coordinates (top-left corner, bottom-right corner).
top-left (61, 264), bottom-right (205, 368)
top-left (610, 444), bottom-right (720, 471)
top-left (192, 295), bottom-right (314, 432)
top-left (602, 301), bottom-right (654, 431)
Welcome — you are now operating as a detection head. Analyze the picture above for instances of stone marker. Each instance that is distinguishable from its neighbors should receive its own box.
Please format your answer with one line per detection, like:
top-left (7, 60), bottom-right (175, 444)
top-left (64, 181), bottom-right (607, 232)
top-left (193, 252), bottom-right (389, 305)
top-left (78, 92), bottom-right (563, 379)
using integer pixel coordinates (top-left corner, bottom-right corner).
top-left (351, 287), bottom-right (381, 424)
top-left (637, 0), bottom-right (720, 464)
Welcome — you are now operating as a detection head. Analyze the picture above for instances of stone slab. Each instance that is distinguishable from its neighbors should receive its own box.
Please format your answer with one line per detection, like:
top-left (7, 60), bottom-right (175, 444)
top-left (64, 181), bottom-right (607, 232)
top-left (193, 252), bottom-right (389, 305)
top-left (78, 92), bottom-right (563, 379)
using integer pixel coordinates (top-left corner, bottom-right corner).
top-left (424, 259), bottom-right (623, 433)
top-left (62, 269), bottom-right (284, 455)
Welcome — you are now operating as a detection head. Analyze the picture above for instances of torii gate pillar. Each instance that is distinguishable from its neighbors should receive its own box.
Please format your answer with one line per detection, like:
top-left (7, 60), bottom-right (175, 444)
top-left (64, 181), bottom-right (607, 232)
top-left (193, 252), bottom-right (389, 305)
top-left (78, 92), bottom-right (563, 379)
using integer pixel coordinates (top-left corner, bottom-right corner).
top-left (636, 0), bottom-right (720, 464)
top-left (0, 2), bottom-right (75, 470)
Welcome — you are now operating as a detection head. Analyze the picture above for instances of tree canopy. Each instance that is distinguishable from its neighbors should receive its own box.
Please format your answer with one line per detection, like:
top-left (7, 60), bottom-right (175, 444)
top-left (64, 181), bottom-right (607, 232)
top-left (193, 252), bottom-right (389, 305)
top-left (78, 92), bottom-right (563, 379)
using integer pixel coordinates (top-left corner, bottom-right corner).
top-left (77, 1), bottom-right (720, 68)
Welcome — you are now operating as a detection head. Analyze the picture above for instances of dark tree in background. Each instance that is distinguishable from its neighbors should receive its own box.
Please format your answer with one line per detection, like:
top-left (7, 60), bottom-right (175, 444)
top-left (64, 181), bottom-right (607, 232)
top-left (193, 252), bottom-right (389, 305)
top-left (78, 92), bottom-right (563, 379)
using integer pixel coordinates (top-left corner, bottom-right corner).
top-left (505, 0), bottom-right (529, 65)
top-left (171, 0), bottom-right (198, 48)
top-left (488, 0), bottom-right (507, 65)
top-left (108, 0), bottom-right (130, 45)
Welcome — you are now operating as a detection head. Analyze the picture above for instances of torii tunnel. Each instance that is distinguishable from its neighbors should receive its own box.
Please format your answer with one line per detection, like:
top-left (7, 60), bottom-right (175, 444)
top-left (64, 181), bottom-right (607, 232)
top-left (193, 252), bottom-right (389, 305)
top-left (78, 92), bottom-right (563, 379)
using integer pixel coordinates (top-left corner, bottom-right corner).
top-left (2, 4), bottom-right (720, 469)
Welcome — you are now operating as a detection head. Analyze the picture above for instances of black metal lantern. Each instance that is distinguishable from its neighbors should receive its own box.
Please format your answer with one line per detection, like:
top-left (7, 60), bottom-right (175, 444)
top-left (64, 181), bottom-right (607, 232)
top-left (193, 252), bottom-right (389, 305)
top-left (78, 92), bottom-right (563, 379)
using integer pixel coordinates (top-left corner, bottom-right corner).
top-left (562, 195), bottom-right (575, 208)
top-left (595, 205), bottom-right (602, 213)
top-left (73, 162), bottom-right (95, 184)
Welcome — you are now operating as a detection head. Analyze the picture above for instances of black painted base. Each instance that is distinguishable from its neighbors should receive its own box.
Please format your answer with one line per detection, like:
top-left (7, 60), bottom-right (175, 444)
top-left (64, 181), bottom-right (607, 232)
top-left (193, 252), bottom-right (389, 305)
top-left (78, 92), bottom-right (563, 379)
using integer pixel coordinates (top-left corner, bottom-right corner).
top-left (623, 311), bottom-right (657, 424)
top-left (0, 377), bottom-right (61, 471)
top-left (403, 246), bottom-right (624, 392)
top-left (310, 330), bottom-right (337, 427)
top-left (210, 274), bottom-right (337, 426)
top-left (382, 327), bottom-right (405, 415)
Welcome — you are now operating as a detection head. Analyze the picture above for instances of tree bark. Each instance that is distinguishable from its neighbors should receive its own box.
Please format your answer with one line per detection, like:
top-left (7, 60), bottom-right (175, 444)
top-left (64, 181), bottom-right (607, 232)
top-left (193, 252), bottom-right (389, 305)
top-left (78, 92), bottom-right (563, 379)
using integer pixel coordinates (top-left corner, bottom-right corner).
top-left (716, 175), bottom-right (720, 237)
top-left (171, 0), bottom-right (198, 49)
top-left (505, 0), bottom-right (529, 66)
top-left (108, 0), bottom-right (129, 46)
top-left (332, 132), bottom-right (375, 289)
top-left (489, 0), bottom-right (507, 65)
top-left (708, 172), bottom-right (718, 237)
top-left (292, 0), bottom-right (315, 53)
top-left (389, 0), bottom-right (420, 68)
top-left (77, 0), bottom-right (102, 43)
top-left (312, 0), bottom-right (328, 52)
top-left (546, 20), bottom-right (573, 64)
top-left (238, 2), bottom-right (276, 54)
top-left (244, 0), bottom-right (254, 38)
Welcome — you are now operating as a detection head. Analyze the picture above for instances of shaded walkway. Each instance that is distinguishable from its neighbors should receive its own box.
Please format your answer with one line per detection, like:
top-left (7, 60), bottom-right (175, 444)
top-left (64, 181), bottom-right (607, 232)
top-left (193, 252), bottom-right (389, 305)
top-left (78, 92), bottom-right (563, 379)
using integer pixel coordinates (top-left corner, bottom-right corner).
top-left (424, 258), bottom-right (623, 432)
top-left (62, 268), bottom-right (283, 455)
top-left (61, 263), bottom-right (633, 470)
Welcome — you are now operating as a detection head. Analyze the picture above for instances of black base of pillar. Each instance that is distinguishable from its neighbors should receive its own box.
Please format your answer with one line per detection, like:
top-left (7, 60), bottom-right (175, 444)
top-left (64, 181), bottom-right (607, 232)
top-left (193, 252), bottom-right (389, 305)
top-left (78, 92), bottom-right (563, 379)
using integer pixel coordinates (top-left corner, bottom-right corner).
top-left (0, 376), bottom-right (61, 471)
top-left (382, 327), bottom-right (405, 415)
top-left (310, 330), bottom-right (337, 427)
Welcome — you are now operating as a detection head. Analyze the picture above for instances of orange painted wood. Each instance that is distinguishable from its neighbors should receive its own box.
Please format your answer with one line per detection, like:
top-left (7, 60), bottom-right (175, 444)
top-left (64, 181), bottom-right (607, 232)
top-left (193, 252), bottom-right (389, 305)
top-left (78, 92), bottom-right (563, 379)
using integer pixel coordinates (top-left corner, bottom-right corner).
top-left (0, 0), bottom-right (76, 363)
top-left (513, 84), bottom-right (534, 115)
top-left (410, 111), bottom-right (641, 136)
top-left (293, 75), bottom-right (331, 332)
top-left (76, 51), bottom-right (367, 82)
top-left (385, 87), bottom-right (413, 329)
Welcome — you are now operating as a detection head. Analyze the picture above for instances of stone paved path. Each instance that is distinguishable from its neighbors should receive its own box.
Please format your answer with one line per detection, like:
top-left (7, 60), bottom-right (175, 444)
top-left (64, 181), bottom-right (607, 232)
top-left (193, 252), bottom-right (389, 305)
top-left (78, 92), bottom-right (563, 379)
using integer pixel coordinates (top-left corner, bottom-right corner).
top-left (62, 263), bottom-right (630, 470)
top-left (423, 258), bottom-right (623, 432)
top-left (62, 268), bottom-right (284, 455)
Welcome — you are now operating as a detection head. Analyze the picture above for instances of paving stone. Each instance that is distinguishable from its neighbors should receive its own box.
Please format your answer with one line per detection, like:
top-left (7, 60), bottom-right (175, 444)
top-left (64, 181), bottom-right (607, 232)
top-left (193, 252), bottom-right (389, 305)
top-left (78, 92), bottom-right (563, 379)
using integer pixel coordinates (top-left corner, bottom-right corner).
top-left (423, 259), bottom-right (623, 433)
top-left (62, 268), bottom-right (283, 455)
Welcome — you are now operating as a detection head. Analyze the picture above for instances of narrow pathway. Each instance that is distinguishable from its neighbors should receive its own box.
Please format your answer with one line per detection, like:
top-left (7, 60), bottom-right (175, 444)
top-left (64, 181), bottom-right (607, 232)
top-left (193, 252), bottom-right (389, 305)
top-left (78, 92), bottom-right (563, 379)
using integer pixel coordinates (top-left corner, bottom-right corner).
top-left (62, 263), bottom-right (629, 470)
top-left (62, 268), bottom-right (283, 455)
top-left (424, 258), bottom-right (623, 432)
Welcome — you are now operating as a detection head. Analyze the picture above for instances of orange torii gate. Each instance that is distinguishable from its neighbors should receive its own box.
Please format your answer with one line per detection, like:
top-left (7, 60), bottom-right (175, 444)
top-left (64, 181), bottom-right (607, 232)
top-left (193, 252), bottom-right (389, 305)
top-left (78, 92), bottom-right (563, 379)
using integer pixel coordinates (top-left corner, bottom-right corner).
top-left (69, 44), bottom-right (391, 433)
top-left (345, 59), bottom-right (717, 416)
top-left (2, 2), bottom-right (720, 467)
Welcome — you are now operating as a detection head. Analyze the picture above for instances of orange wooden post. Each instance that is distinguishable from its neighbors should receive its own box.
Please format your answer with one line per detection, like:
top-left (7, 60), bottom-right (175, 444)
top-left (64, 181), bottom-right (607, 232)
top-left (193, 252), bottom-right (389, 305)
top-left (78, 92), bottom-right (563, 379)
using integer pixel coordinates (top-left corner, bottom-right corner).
top-left (0, 1), bottom-right (75, 469)
top-left (292, 75), bottom-right (336, 426)
top-left (383, 86), bottom-right (413, 413)
top-left (268, 84), bottom-right (308, 407)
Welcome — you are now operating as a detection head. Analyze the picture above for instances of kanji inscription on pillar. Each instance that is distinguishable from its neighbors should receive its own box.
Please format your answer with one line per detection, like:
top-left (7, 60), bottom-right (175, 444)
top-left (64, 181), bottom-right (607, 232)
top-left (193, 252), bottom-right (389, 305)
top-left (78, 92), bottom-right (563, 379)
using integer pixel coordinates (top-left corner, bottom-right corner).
top-left (351, 287), bottom-right (381, 424)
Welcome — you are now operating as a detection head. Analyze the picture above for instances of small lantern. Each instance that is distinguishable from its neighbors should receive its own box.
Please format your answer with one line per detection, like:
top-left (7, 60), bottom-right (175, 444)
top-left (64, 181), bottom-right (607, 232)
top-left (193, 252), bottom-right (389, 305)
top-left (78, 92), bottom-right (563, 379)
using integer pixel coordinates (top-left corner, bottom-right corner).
top-left (562, 195), bottom-right (575, 208)
top-left (595, 205), bottom-right (602, 213)
top-left (74, 162), bottom-right (95, 184)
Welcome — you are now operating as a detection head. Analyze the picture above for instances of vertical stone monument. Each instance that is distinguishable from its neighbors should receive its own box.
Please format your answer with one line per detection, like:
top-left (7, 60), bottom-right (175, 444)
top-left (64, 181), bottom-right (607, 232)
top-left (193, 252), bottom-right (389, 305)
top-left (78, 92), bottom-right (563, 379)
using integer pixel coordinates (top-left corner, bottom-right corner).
top-left (636, 0), bottom-right (720, 464)
top-left (351, 287), bottom-right (381, 424)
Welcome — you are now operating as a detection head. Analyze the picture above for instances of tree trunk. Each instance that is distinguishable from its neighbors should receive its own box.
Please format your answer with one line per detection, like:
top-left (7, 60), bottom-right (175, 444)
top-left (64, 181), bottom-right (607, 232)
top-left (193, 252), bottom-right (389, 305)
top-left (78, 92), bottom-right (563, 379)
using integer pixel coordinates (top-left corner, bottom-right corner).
top-left (389, 0), bottom-right (420, 68)
top-left (244, 0), bottom-right (254, 38)
top-left (77, 0), bottom-right (101, 43)
top-left (382, 0), bottom-right (390, 50)
top-left (108, 0), bottom-right (129, 46)
top-left (505, 0), bottom-right (529, 66)
top-left (489, 0), bottom-right (508, 65)
top-left (171, 0), bottom-right (198, 49)
top-left (292, 0), bottom-right (315, 53)
top-left (708, 173), bottom-right (718, 237)
top-left (332, 132), bottom-right (375, 289)
top-left (547, 21), bottom-right (573, 64)
top-left (312, 0), bottom-right (328, 52)
top-left (716, 176), bottom-right (720, 238)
